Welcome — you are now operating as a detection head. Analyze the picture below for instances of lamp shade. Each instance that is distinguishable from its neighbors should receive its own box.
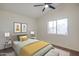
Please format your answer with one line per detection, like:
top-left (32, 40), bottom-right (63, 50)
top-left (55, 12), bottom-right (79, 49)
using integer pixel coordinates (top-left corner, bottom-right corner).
top-left (5, 32), bottom-right (10, 37)
top-left (30, 31), bottom-right (35, 34)
top-left (30, 31), bottom-right (36, 39)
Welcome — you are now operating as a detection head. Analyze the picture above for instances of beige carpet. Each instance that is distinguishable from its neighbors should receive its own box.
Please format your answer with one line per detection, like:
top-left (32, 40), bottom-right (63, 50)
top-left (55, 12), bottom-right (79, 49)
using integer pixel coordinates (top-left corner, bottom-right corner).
top-left (54, 48), bottom-right (70, 56)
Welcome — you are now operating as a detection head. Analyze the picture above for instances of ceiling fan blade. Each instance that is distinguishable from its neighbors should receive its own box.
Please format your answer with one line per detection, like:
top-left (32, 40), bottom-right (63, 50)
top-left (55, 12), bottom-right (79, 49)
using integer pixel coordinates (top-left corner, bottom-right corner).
top-left (42, 8), bottom-right (45, 12)
top-left (49, 5), bottom-right (55, 9)
top-left (45, 3), bottom-right (52, 5)
top-left (34, 5), bottom-right (44, 7)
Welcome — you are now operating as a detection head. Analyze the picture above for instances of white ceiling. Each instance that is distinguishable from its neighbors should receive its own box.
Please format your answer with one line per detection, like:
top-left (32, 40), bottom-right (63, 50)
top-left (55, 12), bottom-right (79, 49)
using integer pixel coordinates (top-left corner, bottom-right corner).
top-left (0, 3), bottom-right (59, 19)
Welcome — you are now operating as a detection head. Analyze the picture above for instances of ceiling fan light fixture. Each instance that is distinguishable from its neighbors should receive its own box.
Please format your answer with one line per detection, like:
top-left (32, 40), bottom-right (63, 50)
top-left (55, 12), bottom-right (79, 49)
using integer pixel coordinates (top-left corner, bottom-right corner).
top-left (45, 5), bottom-right (48, 8)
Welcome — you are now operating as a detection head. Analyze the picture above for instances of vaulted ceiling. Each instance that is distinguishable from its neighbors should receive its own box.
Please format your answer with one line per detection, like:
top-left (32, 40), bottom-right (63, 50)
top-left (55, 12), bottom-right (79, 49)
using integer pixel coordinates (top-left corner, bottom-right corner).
top-left (0, 3), bottom-right (59, 19)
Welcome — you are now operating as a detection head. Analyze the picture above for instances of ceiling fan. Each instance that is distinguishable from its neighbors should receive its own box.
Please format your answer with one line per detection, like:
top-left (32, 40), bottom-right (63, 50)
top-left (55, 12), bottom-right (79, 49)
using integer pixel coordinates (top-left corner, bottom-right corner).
top-left (34, 3), bottom-right (56, 12)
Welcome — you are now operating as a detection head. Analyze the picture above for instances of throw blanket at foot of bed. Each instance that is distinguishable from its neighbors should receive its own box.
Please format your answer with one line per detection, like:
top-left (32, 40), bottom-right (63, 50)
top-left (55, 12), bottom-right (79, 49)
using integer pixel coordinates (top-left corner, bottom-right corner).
top-left (20, 41), bottom-right (49, 56)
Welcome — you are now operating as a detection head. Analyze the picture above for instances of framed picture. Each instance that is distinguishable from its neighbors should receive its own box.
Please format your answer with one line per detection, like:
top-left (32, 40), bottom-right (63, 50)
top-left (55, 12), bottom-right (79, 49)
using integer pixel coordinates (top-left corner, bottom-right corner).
top-left (22, 23), bottom-right (27, 32)
top-left (14, 22), bottom-right (21, 32)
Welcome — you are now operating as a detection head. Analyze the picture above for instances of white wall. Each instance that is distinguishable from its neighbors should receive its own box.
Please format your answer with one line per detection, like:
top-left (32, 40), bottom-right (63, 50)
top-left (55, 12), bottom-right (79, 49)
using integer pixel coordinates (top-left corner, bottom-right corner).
top-left (37, 4), bottom-right (79, 51)
top-left (0, 10), bottom-right (37, 49)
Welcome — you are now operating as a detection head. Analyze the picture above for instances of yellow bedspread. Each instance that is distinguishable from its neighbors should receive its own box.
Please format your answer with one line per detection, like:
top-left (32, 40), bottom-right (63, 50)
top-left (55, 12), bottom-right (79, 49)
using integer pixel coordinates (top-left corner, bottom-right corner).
top-left (20, 41), bottom-right (49, 56)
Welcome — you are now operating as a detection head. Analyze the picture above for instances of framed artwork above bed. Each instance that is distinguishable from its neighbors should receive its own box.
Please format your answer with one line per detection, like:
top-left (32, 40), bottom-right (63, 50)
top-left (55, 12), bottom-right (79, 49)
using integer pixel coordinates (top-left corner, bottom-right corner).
top-left (22, 23), bottom-right (27, 32)
top-left (14, 22), bottom-right (21, 32)
top-left (14, 22), bottom-right (27, 33)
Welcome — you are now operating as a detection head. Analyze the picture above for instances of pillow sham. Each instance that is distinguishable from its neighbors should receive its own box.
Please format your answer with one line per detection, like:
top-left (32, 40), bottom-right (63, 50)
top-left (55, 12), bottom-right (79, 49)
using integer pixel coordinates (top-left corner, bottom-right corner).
top-left (17, 35), bottom-right (28, 41)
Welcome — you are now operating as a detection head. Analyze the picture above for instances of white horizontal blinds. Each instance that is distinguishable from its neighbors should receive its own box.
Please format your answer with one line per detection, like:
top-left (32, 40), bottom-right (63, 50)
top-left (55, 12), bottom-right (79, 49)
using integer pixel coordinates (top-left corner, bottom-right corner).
top-left (48, 18), bottom-right (68, 35)
top-left (48, 21), bottom-right (56, 34)
top-left (57, 18), bottom-right (68, 35)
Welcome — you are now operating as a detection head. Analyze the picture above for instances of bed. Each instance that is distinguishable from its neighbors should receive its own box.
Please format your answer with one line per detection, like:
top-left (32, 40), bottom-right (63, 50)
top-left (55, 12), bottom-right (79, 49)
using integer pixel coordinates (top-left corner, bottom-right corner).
top-left (12, 35), bottom-right (59, 56)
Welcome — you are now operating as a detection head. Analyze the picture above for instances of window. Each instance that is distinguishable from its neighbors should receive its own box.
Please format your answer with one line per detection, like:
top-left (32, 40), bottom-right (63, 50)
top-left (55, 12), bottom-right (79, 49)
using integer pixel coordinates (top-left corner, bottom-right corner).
top-left (48, 18), bottom-right (68, 35)
top-left (48, 21), bottom-right (56, 34)
top-left (57, 18), bottom-right (68, 35)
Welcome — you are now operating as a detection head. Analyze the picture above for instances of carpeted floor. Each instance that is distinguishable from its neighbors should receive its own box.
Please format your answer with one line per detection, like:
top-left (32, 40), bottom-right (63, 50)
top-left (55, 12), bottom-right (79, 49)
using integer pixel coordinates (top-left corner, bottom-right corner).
top-left (0, 47), bottom-right (16, 56)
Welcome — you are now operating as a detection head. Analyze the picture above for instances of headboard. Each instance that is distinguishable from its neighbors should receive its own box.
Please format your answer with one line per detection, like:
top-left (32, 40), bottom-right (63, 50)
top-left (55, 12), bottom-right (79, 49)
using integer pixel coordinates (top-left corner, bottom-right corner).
top-left (11, 34), bottom-right (28, 41)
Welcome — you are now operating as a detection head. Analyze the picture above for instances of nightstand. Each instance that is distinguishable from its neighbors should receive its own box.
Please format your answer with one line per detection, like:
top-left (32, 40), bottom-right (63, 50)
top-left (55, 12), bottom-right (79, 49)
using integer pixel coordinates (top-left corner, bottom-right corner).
top-left (4, 40), bottom-right (12, 49)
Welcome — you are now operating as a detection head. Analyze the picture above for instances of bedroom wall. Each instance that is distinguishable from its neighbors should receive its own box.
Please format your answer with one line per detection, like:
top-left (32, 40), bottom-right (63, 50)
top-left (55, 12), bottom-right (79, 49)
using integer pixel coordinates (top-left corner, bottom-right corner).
top-left (0, 10), bottom-right (37, 49)
top-left (37, 4), bottom-right (79, 51)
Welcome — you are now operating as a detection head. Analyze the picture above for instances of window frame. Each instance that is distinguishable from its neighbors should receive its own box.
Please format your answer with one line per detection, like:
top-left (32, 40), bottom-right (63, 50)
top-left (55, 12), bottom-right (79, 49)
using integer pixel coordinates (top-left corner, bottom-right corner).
top-left (48, 18), bottom-right (68, 35)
